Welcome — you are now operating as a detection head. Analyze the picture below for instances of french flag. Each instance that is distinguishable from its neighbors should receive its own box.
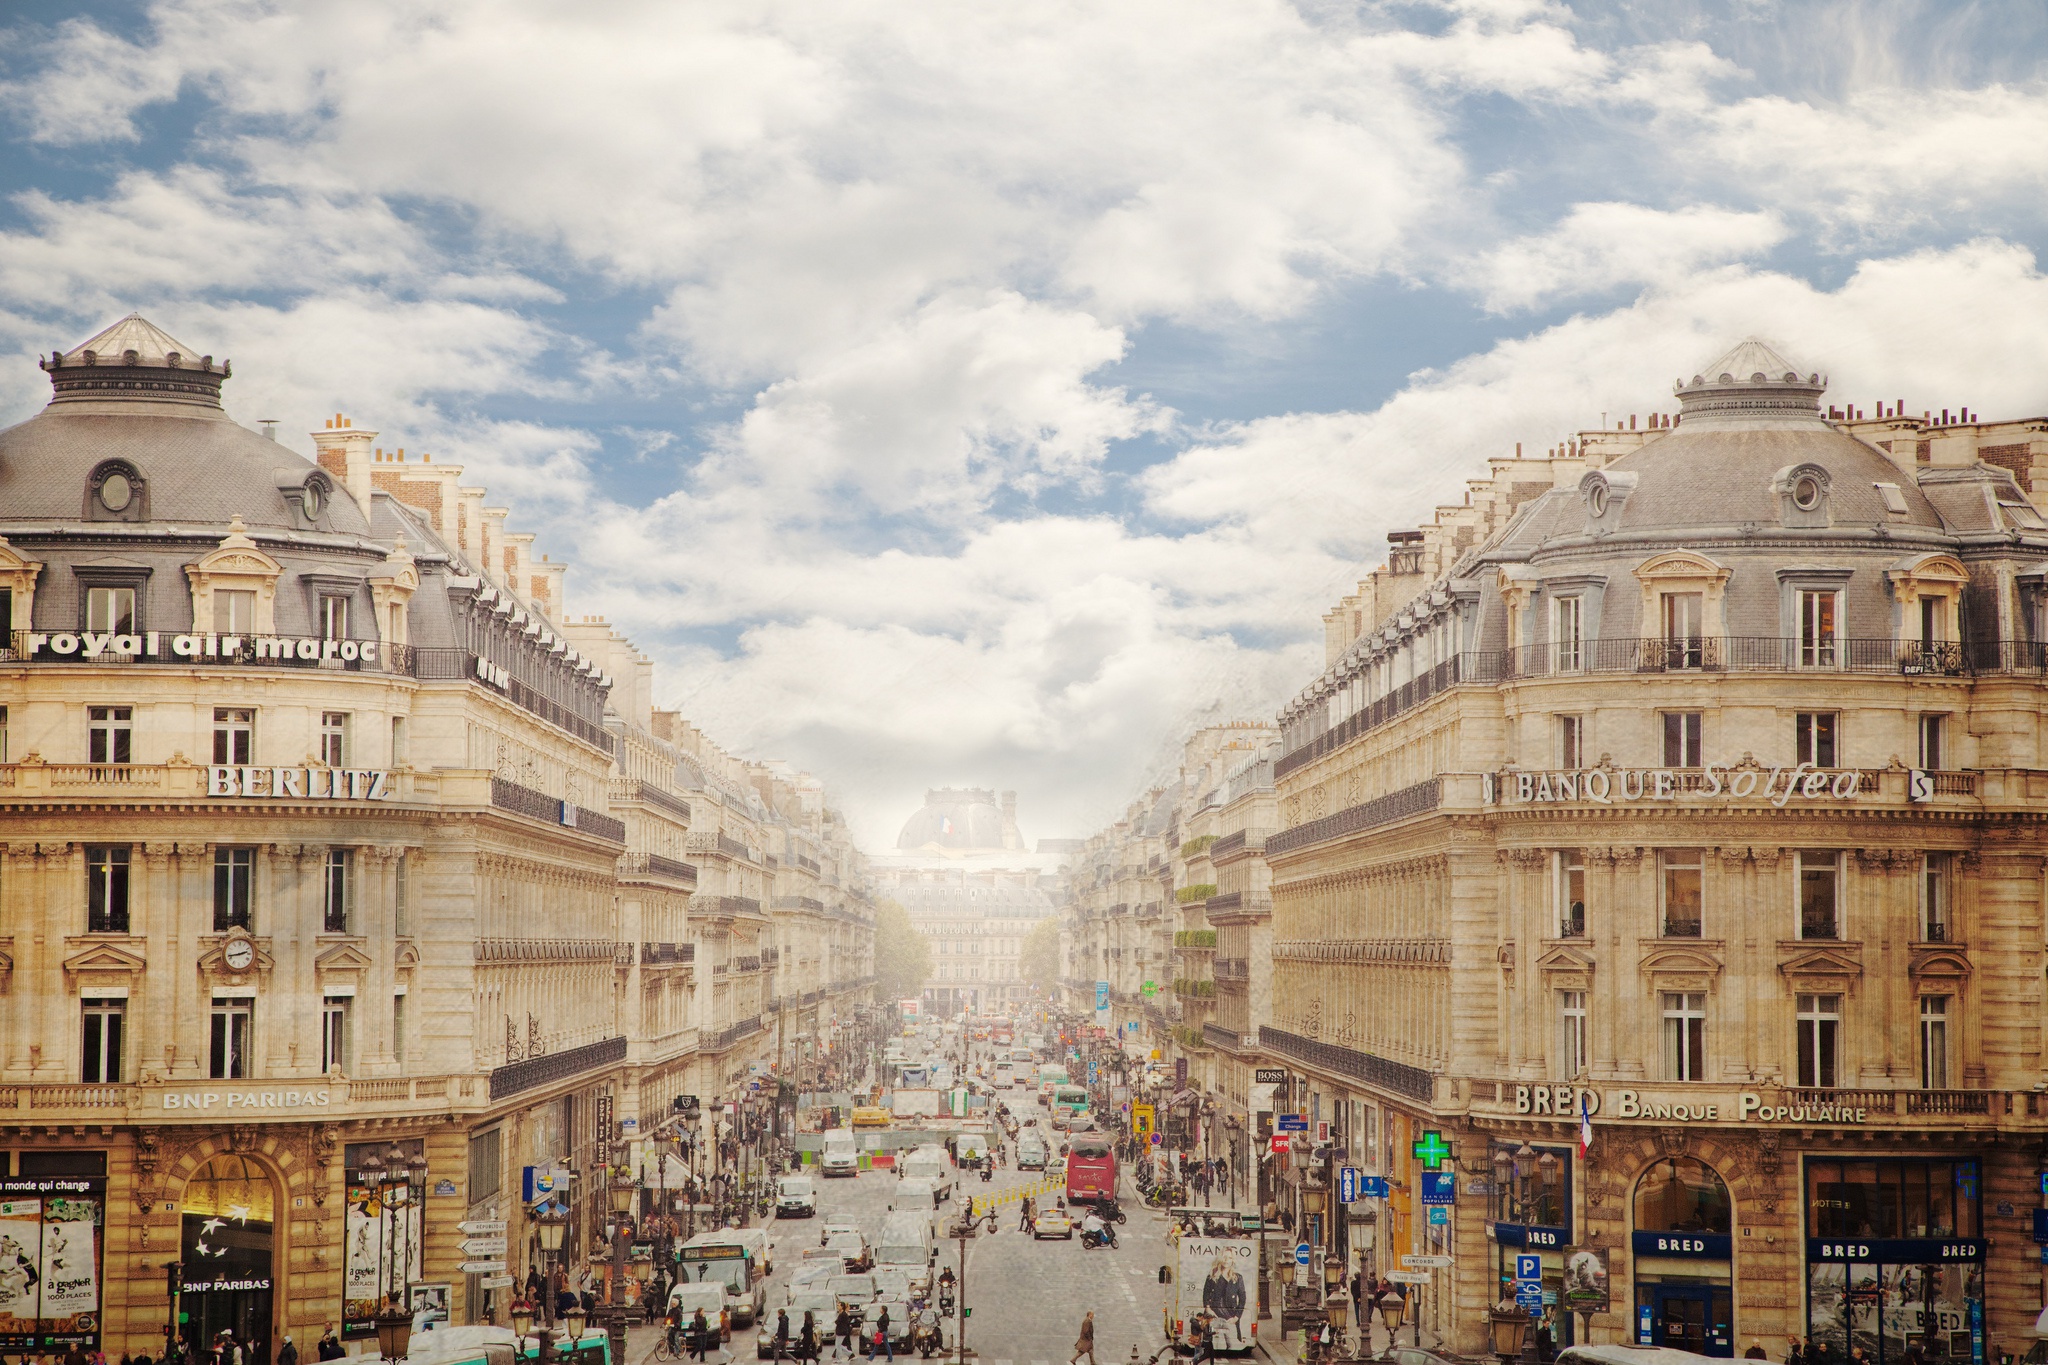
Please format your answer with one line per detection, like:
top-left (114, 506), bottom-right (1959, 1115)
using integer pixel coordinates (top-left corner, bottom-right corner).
top-left (1578, 1091), bottom-right (1594, 1159)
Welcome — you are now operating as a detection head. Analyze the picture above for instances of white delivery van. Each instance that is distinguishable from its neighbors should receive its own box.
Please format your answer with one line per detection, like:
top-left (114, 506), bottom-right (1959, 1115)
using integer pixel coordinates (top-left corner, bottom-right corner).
top-left (873, 1210), bottom-right (935, 1297)
top-left (897, 1148), bottom-right (955, 1203)
top-left (820, 1128), bottom-right (859, 1177)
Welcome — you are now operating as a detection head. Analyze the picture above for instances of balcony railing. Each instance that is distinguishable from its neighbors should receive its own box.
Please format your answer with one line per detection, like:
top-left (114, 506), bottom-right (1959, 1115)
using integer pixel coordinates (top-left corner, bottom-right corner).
top-left (1267, 778), bottom-right (1440, 857)
top-left (1262, 1024), bottom-right (1435, 1102)
top-left (1799, 912), bottom-right (1840, 941)
top-left (490, 777), bottom-right (625, 842)
top-left (488, 1034), bottom-right (628, 1101)
top-left (1278, 637), bottom-right (2048, 779)
top-left (1905, 1089), bottom-right (1994, 1116)
top-left (618, 852), bottom-right (699, 888)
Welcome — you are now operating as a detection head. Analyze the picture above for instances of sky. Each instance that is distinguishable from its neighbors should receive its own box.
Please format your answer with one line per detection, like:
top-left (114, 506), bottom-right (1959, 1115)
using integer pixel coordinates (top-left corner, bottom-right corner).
top-left (4, 0), bottom-right (2048, 849)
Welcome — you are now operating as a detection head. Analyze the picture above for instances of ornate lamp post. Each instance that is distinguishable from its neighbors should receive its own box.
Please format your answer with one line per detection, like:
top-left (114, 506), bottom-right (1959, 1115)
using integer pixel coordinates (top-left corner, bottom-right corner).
top-left (1374, 1287), bottom-right (1405, 1361)
top-left (605, 1165), bottom-right (638, 1365)
top-left (534, 1200), bottom-right (570, 1323)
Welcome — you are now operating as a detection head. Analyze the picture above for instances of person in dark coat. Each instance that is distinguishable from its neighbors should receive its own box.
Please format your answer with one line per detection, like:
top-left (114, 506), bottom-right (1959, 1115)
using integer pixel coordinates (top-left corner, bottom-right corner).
top-left (799, 1312), bottom-right (819, 1362)
top-left (315, 1327), bottom-right (342, 1363)
top-left (275, 1339), bottom-right (297, 1365)
top-left (835, 1307), bottom-right (855, 1360)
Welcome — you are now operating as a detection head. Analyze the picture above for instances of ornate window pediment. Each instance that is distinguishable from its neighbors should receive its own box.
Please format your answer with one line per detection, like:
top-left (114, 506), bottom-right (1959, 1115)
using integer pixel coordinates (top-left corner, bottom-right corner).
top-left (0, 537), bottom-right (45, 629)
top-left (1907, 947), bottom-right (1971, 980)
top-left (1637, 941), bottom-right (1725, 980)
top-left (1535, 943), bottom-right (1597, 976)
top-left (1776, 941), bottom-right (1864, 984)
top-left (62, 936), bottom-right (147, 992)
top-left (185, 516), bottom-right (284, 635)
top-left (1634, 549), bottom-right (1733, 639)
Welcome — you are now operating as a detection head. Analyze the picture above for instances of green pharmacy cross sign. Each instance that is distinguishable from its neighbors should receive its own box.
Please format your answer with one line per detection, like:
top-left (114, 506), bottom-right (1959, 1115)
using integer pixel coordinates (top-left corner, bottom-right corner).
top-left (1412, 1131), bottom-right (1454, 1171)
top-left (1141, 981), bottom-right (1157, 997)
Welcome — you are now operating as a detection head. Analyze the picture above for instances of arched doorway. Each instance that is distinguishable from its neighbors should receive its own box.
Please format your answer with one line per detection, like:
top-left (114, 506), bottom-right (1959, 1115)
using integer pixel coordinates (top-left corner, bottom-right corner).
top-left (181, 1154), bottom-right (277, 1363)
top-left (1632, 1157), bottom-right (1734, 1357)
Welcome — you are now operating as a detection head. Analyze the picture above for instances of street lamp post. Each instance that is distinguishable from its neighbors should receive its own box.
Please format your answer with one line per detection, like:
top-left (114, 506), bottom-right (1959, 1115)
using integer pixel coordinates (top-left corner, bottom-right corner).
top-left (535, 1201), bottom-right (570, 1325)
top-left (605, 1165), bottom-right (637, 1365)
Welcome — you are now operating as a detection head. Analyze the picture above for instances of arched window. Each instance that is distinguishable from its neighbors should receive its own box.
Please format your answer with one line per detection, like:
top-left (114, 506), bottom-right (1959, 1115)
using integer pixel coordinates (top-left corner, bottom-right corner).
top-left (1634, 1156), bottom-right (1731, 1235)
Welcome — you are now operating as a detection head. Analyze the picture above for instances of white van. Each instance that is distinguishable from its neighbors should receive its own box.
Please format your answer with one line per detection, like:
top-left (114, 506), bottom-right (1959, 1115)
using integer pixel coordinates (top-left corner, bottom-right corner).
top-left (820, 1128), bottom-right (859, 1178)
top-left (992, 1062), bottom-right (1014, 1088)
top-left (897, 1147), bottom-right (955, 1202)
top-left (873, 1210), bottom-right (935, 1296)
top-left (889, 1176), bottom-right (940, 1212)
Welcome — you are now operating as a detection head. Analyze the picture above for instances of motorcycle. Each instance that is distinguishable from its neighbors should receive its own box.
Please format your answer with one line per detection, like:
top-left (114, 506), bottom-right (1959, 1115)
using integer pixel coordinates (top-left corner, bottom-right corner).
top-left (913, 1314), bottom-right (944, 1358)
top-left (1079, 1224), bottom-right (1118, 1250)
top-left (1100, 1197), bottom-right (1126, 1224)
top-left (937, 1285), bottom-right (956, 1316)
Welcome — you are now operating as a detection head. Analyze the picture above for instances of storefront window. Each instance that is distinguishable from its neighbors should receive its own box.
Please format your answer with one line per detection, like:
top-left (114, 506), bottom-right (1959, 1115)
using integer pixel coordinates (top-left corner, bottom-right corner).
top-left (1804, 1158), bottom-right (1983, 1365)
top-left (1634, 1157), bottom-right (1732, 1234)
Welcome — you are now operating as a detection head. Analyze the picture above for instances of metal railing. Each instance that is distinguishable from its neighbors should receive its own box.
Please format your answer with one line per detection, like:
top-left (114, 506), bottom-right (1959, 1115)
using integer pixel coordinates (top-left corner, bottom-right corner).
top-left (1267, 778), bottom-right (1440, 856)
top-left (1261, 1024), bottom-right (1435, 1102)
top-left (618, 852), bottom-right (699, 887)
top-left (1278, 638), bottom-right (2048, 779)
top-left (488, 1034), bottom-right (628, 1101)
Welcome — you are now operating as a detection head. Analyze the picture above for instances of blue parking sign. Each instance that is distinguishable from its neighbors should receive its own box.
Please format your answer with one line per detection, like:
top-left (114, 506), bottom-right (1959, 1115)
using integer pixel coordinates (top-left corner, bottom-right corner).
top-left (1516, 1255), bottom-right (1542, 1283)
top-left (1427, 1206), bottom-right (1449, 1225)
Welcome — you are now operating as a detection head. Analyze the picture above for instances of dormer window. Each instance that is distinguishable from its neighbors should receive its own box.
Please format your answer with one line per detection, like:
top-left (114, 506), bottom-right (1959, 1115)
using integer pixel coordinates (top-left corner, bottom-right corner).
top-left (1773, 462), bottom-right (1832, 528)
top-left (1792, 473), bottom-right (1823, 512)
top-left (84, 459), bottom-right (147, 523)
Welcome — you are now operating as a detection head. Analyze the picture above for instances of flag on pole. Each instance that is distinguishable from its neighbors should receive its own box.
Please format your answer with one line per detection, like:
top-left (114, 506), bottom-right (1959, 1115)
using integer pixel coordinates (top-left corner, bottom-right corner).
top-left (1578, 1090), bottom-right (1594, 1158)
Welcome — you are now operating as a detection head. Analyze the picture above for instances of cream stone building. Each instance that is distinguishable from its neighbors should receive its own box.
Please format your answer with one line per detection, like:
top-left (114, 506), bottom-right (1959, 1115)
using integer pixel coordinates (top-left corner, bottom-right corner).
top-left (1060, 340), bottom-right (2048, 1365)
top-left (0, 315), bottom-right (873, 1360)
top-left (1262, 341), bottom-right (2047, 1365)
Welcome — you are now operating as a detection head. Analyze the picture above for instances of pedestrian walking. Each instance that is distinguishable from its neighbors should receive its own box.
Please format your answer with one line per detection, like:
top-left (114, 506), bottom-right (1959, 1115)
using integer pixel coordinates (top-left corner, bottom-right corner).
top-left (275, 1340), bottom-right (296, 1365)
top-left (315, 1328), bottom-right (342, 1363)
top-left (1019, 1195), bottom-right (1035, 1232)
top-left (799, 1312), bottom-right (819, 1363)
top-left (866, 1307), bottom-right (892, 1362)
top-left (835, 1307), bottom-right (855, 1360)
top-left (1070, 1311), bottom-right (1096, 1365)
top-left (688, 1309), bottom-right (711, 1363)
top-left (774, 1310), bottom-right (791, 1362)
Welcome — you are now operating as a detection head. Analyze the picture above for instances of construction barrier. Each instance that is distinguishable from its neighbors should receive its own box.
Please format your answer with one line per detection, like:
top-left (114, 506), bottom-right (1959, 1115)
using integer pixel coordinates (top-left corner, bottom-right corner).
top-left (964, 1177), bottom-right (1062, 1219)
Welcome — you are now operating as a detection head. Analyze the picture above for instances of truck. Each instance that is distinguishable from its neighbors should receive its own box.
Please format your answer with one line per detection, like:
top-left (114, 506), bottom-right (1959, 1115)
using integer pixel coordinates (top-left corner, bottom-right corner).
top-left (890, 1088), bottom-right (941, 1119)
top-left (1162, 1212), bottom-right (1259, 1359)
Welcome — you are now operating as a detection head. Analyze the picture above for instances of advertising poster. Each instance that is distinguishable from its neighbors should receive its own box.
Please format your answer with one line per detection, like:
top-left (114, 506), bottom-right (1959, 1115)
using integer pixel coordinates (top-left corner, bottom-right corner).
top-left (1561, 1247), bottom-right (1609, 1314)
top-left (344, 1183), bottom-right (423, 1339)
top-left (0, 1180), bottom-right (106, 1352)
top-left (1182, 1237), bottom-right (1257, 1350)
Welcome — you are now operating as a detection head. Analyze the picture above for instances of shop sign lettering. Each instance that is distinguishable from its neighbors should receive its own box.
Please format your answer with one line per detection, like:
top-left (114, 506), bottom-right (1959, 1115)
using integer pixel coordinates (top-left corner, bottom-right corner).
top-left (15, 631), bottom-right (381, 665)
top-left (161, 1088), bottom-right (334, 1110)
top-left (1511, 1087), bottom-right (1871, 1126)
top-left (207, 767), bottom-right (391, 801)
top-left (1501, 762), bottom-right (1862, 807)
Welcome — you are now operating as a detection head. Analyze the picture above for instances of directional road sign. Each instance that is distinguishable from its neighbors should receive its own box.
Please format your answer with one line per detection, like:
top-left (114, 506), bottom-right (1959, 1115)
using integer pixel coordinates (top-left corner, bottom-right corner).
top-left (481, 1275), bottom-right (514, 1291)
top-left (1387, 1271), bottom-right (1431, 1286)
top-left (458, 1219), bottom-right (508, 1236)
top-left (1516, 1283), bottom-right (1545, 1309)
top-left (461, 1260), bottom-right (507, 1275)
top-left (461, 1237), bottom-right (507, 1258)
top-left (1402, 1255), bottom-right (1453, 1269)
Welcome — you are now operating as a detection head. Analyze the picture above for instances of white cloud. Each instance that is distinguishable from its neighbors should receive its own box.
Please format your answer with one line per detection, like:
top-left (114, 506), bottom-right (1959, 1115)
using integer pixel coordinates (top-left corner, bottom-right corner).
top-left (1471, 202), bottom-right (1788, 312)
top-left (8, 2), bottom-right (2048, 842)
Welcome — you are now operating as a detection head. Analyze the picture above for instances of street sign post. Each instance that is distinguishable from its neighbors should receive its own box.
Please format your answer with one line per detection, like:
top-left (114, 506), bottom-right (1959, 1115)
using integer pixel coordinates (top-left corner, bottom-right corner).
top-left (1401, 1255), bottom-right (1453, 1269)
top-left (1427, 1206), bottom-right (1448, 1225)
top-left (1516, 1255), bottom-right (1542, 1283)
top-left (460, 1237), bottom-right (507, 1258)
top-left (1294, 1243), bottom-right (1312, 1267)
top-left (1386, 1271), bottom-right (1430, 1286)
top-left (1360, 1175), bottom-right (1390, 1198)
top-left (458, 1219), bottom-right (508, 1236)
top-left (460, 1260), bottom-right (507, 1275)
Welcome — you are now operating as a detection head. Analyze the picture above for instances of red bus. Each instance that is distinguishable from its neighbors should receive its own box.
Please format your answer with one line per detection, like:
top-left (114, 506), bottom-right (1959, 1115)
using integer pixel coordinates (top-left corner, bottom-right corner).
top-left (1065, 1134), bottom-right (1118, 1205)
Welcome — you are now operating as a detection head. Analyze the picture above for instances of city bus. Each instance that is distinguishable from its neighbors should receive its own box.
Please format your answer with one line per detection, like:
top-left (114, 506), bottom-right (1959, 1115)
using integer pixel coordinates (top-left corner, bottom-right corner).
top-left (1049, 1083), bottom-right (1090, 1128)
top-left (1065, 1133), bottom-right (1117, 1205)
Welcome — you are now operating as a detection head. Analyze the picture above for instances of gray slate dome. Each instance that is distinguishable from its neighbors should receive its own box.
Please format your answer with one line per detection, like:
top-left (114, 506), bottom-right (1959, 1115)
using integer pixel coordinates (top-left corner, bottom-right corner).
top-left (1583, 337), bottom-right (1941, 534)
top-left (897, 788), bottom-right (1010, 851)
top-left (0, 313), bottom-right (369, 536)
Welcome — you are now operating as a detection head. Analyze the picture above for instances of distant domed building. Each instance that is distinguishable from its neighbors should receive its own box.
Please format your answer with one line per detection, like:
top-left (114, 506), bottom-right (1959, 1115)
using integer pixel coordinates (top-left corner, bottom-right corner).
top-left (875, 787), bottom-right (1074, 1013)
top-left (895, 786), bottom-right (1023, 853)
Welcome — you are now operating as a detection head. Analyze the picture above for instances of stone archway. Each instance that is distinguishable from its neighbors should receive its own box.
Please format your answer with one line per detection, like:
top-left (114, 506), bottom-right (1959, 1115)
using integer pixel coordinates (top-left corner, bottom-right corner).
top-left (179, 1153), bottom-right (280, 1362)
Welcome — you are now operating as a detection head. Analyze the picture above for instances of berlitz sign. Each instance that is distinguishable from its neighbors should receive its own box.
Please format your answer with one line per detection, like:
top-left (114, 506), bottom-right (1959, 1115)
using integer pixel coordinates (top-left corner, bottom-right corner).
top-left (159, 1087), bottom-right (335, 1111)
top-left (207, 767), bottom-right (392, 800)
top-left (12, 630), bottom-right (386, 665)
top-left (1494, 762), bottom-right (1866, 807)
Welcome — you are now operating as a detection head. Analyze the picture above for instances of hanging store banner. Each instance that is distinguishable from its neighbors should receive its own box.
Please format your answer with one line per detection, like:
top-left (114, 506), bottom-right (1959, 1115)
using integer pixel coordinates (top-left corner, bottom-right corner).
top-left (0, 1178), bottom-right (106, 1353)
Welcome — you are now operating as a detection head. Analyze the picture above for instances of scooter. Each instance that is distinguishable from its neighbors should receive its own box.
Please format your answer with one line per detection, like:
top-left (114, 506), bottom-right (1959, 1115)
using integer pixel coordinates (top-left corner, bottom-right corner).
top-left (1079, 1224), bottom-right (1118, 1250)
top-left (1100, 1197), bottom-right (1126, 1224)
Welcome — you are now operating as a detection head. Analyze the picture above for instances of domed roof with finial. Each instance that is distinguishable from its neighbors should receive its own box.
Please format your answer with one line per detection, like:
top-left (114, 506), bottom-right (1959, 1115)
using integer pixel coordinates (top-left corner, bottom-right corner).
top-left (1672, 337), bottom-right (1827, 427)
top-left (0, 312), bottom-right (368, 534)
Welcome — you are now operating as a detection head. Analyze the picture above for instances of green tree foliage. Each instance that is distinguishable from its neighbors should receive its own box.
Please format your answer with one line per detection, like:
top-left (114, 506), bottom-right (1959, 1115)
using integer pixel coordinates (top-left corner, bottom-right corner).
top-left (1020, 916), bottom-right (1062, 996)
top-left (873, 899), bottom-right (932, 1001)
